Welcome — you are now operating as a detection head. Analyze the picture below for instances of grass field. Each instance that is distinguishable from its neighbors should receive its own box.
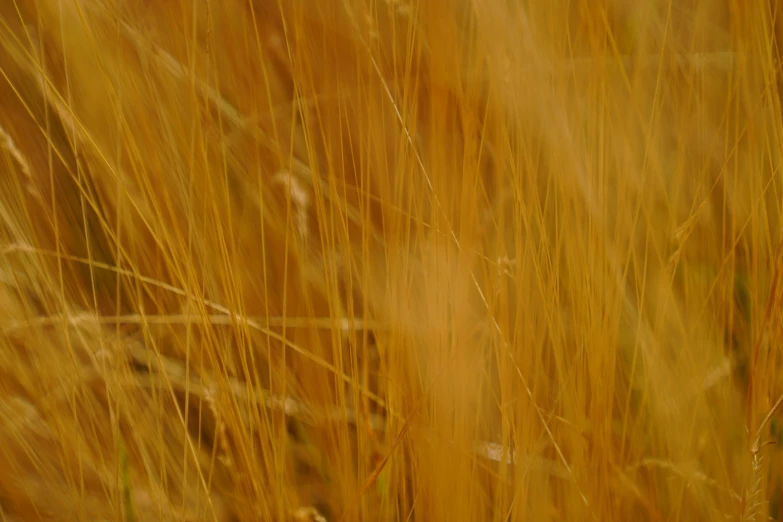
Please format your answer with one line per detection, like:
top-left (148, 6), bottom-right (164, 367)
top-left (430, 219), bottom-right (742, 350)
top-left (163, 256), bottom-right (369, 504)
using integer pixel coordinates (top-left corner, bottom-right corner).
top-left (1, 0), bottom-right (782, 520)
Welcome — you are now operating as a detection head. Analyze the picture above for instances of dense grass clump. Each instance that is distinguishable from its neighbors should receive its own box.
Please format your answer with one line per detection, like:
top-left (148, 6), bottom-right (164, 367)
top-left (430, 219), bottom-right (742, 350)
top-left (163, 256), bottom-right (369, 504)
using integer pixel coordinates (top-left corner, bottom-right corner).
top-left (1, 1), bottom-right (782, 520)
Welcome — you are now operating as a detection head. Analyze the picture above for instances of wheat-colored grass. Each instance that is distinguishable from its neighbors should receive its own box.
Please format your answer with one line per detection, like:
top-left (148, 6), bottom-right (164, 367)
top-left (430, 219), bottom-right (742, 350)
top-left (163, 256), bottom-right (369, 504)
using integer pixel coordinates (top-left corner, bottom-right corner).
top-left (0, 0), bottom-right (782, 520)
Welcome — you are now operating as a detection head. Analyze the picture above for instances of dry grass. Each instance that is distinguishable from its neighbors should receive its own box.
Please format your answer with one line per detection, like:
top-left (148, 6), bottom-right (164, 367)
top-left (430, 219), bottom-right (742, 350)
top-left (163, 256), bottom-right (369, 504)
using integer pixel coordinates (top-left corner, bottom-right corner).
top-left (0, 0), bottom-right (782, 520)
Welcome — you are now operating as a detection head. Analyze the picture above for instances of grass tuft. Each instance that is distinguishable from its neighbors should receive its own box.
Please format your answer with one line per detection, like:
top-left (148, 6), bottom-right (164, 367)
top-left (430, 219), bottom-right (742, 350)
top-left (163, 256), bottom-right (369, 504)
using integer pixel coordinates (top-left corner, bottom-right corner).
top-left (1, 0), bottom-right (783, 520)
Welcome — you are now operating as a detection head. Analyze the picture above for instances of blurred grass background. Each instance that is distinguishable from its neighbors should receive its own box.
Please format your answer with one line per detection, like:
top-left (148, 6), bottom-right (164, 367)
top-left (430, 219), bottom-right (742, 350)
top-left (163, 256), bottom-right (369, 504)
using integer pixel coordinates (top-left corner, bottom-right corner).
top-left (0, 0), bottom-right (782, 520)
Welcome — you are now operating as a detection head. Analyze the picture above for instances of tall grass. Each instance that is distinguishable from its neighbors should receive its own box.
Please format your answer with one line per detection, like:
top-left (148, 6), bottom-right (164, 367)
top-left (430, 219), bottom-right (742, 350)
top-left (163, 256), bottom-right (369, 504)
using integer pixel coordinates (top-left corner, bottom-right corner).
top-left (0, 0), bottom-right (781, 520)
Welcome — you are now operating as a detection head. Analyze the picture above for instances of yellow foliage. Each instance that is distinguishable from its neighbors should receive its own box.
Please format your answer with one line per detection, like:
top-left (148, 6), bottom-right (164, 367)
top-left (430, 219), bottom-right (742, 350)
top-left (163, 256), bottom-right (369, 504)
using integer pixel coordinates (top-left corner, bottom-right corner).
top-left (0, 1), bottom-right (781, 520)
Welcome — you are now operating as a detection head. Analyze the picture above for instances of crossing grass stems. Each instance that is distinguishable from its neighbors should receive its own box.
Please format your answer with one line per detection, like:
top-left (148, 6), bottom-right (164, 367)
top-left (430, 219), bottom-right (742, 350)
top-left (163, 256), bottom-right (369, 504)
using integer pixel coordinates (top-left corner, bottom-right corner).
top-left (1, 0), bottom-right (783, 520)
